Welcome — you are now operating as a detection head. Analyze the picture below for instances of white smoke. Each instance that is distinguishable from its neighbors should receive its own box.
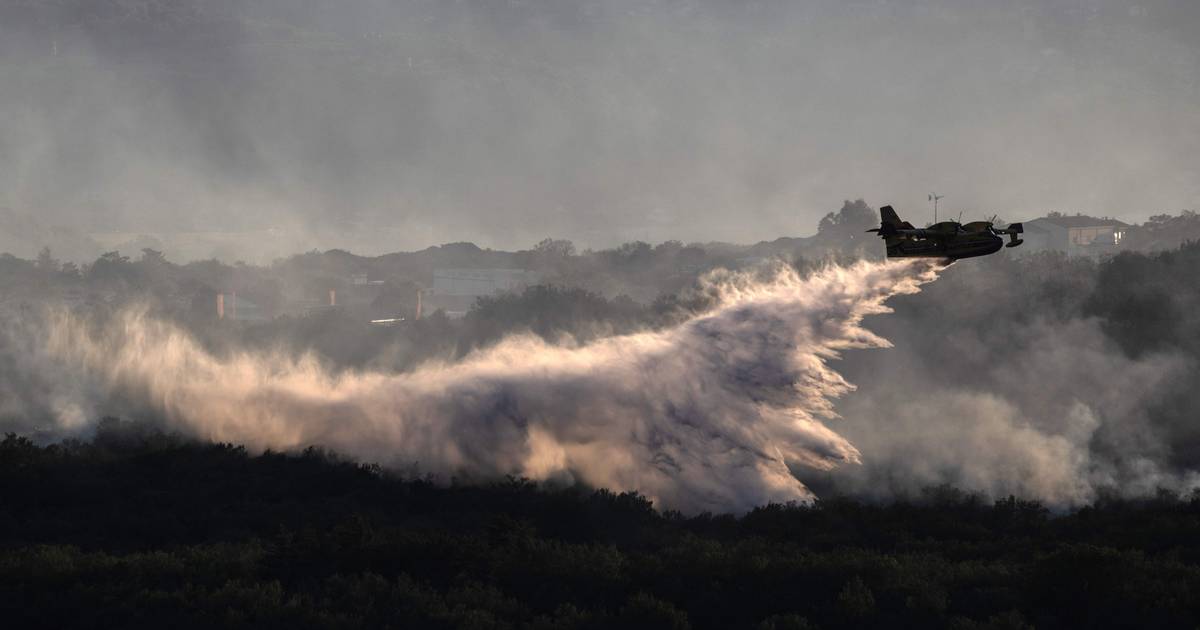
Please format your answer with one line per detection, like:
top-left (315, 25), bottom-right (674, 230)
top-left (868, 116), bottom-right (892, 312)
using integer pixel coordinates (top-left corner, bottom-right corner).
top-left (826, 315), bottom-right (1200, 505)
top-left (28, 259), bottom-right (940, 513)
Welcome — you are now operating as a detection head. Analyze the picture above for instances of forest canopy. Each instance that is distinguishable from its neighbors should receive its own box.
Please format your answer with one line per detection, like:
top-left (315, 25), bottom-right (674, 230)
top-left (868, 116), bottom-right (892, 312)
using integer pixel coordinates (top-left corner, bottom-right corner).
top-left (5, 423), bottom-right (1200, 630)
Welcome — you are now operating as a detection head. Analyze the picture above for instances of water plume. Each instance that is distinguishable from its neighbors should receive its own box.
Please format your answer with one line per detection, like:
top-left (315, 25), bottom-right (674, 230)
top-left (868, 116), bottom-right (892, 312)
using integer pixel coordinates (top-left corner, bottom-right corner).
top-left (40, 259), bottom-right (941, 513)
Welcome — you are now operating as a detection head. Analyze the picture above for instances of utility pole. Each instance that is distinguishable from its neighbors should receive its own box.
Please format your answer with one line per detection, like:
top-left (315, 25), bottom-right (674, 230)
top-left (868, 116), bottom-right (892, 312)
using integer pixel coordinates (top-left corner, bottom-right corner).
top-left (928, 193), bottom-right (944, 224)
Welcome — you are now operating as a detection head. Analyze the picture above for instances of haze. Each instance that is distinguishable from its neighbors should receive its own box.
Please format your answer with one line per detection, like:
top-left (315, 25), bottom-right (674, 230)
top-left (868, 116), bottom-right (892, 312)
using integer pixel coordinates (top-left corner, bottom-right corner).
top-left (2, 0), bottom-right (1198, 260)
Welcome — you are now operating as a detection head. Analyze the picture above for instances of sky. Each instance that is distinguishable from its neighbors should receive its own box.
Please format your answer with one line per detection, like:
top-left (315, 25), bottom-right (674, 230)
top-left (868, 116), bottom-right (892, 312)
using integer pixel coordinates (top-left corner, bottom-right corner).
top-left (1, 0), bottom-right (1198, 257)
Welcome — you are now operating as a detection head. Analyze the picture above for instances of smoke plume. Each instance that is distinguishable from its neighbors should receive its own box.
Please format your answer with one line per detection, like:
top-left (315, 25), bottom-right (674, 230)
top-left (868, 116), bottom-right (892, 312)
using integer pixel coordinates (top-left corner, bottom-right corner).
top-left (17, 259), bottom-right (937, 513)
top-left (4, 2), bottom-right (1199, 258)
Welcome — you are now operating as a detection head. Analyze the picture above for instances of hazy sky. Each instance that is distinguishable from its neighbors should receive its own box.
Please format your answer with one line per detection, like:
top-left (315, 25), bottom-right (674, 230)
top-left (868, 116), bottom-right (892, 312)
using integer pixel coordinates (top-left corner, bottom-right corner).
top-left (1, 0), bottom-right (1198, 255)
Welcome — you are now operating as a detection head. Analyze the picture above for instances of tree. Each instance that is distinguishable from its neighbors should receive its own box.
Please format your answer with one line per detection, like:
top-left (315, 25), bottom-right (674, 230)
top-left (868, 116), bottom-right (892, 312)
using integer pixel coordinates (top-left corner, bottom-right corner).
top-left (816, 199), bottom-right (879, 256)
top-left (140, 248), bottom-right (167, 264)
top-left (837, 577), bottom-right (876, 620)
top-left (534, 238), bottom-right (576, 258)
top-left (35, 247), bottom-right (59, 272)
top-left (88, 251), bottom-right (135, 286)
top-left (817, 199), bottom-right (876, 238)
top-left (97, 251), bottom-right (130, 265)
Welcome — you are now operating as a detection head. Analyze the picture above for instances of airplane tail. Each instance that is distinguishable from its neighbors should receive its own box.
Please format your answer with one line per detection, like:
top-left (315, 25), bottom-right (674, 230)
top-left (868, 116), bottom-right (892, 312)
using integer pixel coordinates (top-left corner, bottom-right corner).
top-left (880, 205), bottom-right (903, 229)
top-left (871, 205), bottom-right (913, 237)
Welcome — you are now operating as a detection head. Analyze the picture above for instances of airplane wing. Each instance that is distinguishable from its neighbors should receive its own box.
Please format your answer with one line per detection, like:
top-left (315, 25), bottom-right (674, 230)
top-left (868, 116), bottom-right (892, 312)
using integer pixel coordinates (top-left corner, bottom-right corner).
top-left (868, 225), bottom-right (940, 239)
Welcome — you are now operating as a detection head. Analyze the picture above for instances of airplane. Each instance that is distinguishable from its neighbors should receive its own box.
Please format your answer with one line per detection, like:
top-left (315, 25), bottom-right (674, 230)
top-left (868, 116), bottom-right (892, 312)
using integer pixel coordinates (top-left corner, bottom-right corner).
top-left (868, 205), bottom-right (1023, 259)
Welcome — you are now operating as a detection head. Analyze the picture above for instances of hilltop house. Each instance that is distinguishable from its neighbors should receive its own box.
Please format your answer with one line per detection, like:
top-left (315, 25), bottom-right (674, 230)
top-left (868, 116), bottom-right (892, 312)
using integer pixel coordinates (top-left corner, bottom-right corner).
top-left (1021, 214), bottom-right (1130, 256)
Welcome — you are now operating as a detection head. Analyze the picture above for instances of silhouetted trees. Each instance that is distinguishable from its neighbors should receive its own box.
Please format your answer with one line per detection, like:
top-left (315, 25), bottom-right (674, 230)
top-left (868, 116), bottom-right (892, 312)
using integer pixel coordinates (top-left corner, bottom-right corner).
top-left (814, 199), bottom-right (879, 258)
top-left (5, 423), bottom-right (1200, 629)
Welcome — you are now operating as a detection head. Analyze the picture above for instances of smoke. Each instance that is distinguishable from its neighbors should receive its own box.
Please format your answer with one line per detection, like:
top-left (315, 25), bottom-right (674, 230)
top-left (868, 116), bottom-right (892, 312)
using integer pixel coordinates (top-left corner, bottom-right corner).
top-left (806, 257), bottom-right (1200, 505)
top-left (3, 2), bottom-right (1200, 259)
top-left (8, 255), bottom-right (1198, 512)
top-left (13, 259), bottom-right (935, 513)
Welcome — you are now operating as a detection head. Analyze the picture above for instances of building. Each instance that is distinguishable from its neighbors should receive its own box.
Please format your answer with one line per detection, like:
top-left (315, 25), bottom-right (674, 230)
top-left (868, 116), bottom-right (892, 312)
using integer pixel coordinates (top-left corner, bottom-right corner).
top-left (1020, 214), bottom-right (1130, 257)
top-left (218, 293), bottom-right (270, 322)
top-left (426, 268), bottom-right (541, 317)
top-left (351, 273), bottom-right (385, 287)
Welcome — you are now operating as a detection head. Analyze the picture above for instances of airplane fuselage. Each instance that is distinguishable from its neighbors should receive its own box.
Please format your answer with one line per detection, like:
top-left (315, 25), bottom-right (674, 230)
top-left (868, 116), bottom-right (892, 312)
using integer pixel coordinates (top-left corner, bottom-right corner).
top-left (886, 233), bottom-right (1004, 259)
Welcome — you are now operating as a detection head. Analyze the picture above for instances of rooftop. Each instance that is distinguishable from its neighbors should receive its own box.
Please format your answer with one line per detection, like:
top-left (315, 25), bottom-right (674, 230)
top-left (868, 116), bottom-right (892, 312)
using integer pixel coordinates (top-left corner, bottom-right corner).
top-left (1031, 214), bottom-right (1131, 229)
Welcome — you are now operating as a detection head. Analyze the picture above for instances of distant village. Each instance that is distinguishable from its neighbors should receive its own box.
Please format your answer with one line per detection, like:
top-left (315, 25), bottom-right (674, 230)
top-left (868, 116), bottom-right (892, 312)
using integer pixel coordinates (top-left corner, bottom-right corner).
top-left (0, 204), bottom-right (1197, 331)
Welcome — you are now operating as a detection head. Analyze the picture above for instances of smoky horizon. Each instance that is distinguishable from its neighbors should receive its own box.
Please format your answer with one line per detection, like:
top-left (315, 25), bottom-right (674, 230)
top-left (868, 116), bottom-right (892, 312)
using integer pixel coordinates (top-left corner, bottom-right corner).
top-left (1, 0), bottom-right (1198, 262)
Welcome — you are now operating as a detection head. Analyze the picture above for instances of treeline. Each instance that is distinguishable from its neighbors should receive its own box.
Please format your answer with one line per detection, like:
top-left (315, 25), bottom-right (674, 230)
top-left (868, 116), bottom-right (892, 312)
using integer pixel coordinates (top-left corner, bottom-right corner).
top-left (6, 223), bottom-right (1198, 381)
top-left (0, 199), bottom-right (878, 309)
top-left (4, 421), bottom-right (1200, 629)
top-left (0, 200), bottom-right (880, 372)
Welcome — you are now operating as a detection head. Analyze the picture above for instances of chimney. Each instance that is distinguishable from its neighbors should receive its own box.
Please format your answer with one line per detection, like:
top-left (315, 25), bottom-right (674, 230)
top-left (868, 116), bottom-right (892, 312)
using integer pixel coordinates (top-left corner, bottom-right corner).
top-left (329, 289), bottom-right (337, 307)
top-left (217, 293), bottom-right (225, 320)
top-left (231, 291), bottom-right (237, 320)
top-left (415, 288), bottom-right (422, 321)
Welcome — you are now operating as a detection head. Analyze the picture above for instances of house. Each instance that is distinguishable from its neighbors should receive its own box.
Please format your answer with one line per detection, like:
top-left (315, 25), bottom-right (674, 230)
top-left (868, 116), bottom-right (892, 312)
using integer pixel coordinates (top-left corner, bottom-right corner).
top-left (425, 268), bottom-right (541, 317)
top-left (1020, 214), bottom-right (1130, 257)
top-left (218, 293), bottom-right (270, 322)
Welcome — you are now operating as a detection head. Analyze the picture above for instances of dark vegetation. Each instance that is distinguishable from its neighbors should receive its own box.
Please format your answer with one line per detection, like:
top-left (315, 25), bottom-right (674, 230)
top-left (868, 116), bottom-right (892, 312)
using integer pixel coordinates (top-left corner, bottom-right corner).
top-left (5, 421), bottom-right (1200, 630)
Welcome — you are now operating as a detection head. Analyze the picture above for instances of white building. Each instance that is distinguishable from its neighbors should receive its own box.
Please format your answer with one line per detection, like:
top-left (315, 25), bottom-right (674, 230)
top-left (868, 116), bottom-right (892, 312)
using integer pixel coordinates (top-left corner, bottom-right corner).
top-left (1020, 215), bottom-right (1130, 257)
top-left (218, 294), bottom-right (270, 322)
